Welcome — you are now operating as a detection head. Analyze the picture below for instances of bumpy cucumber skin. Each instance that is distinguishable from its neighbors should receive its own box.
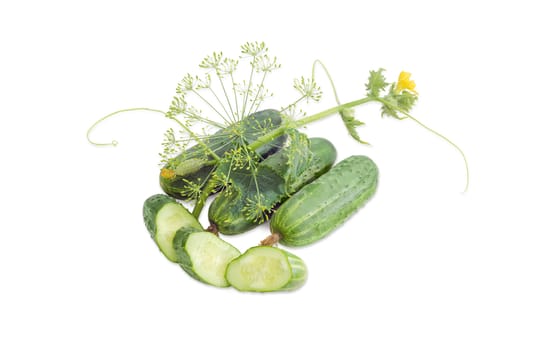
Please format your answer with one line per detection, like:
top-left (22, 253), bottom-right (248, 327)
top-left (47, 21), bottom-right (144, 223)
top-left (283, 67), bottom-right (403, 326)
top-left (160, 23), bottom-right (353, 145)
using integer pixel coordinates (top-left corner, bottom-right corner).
top-left (288, 137), bottom-right (337, 193)
top-left (208, 137), bottom-right (337, 235)
top-left (311, 137), bottom-right (337, 169)
top-left (208, 189), bottom-right (255, 235)
top-left (160, 109), bottom-right (287, 200)
top-left (270, 155), bottom-right (378, 247)
top-left (225, 246), bottom-right (307, 292)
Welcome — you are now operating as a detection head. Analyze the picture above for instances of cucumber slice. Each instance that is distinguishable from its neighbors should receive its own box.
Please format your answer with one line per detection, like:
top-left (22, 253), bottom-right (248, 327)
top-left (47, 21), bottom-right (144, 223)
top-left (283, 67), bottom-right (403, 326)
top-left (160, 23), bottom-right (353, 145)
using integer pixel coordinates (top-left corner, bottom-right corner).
top-left (143, 194), bottom-right (203, 262)
top-left (225, 246), bottom-right (307, 292)
top-left (174, 230), bottom-right (240, 287)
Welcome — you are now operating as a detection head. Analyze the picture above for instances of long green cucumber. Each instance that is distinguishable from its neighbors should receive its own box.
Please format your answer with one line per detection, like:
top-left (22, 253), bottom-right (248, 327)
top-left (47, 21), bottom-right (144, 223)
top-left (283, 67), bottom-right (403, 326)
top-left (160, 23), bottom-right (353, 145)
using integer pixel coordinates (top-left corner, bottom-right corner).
top-left (160, 109), bottom-right (286, 199)
top-left (208, 137), bottom-right (337, 235)
top-left (225, 246), bottom-right (307, 292)
top-left (265, 155), bottom-right (378, 247)
top-left (142, 194), bottom-right (203, 262)
top-left (173, 230), bottom-right (240, 287)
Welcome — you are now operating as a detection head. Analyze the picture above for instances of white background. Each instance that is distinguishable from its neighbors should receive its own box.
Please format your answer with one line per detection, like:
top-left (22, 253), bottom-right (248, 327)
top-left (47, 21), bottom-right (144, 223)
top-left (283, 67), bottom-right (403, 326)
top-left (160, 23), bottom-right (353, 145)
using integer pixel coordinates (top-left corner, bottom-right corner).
top-left (1, 1), bottom-right (534, 349)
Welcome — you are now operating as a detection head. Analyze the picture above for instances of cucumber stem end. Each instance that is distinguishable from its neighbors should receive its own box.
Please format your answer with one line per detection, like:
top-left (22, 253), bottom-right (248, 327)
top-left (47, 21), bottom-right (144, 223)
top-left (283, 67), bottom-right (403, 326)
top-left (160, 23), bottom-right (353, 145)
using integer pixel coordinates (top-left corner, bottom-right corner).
top-left (260, 233), bottom-right (281, 246)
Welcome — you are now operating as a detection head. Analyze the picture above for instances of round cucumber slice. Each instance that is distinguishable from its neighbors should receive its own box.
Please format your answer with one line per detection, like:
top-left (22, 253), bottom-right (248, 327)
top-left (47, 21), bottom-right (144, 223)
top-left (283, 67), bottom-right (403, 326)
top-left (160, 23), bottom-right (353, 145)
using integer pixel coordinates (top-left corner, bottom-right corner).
top-left (225, 246), bottom-right (307, 292)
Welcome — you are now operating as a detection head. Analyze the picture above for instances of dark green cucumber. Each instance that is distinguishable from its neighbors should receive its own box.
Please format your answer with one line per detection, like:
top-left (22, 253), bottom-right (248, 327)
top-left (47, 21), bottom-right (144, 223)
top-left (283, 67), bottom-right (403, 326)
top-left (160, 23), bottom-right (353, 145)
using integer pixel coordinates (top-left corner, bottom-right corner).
top-left (160, 109), bottom-right (286, 199)
top-left (266, 155), bottom-right (378, 247)
top-left (142, 194), bottom-right (203, 262)
top-left (208, 137), bottom-right (337, 235)
top-left (225, 246), bottom-right (307, 292)
top-left (173, 230), bottom-right (240, 287)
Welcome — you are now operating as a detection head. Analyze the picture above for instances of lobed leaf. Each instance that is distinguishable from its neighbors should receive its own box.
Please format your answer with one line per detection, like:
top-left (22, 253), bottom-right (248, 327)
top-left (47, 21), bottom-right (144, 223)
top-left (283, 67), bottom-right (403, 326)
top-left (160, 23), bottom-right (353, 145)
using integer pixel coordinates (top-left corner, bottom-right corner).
top-left (214, 129), bottom-right (316, 223)
top-left (340, 108), bottom-right (368, 144)
top-left (366, 69), bottom-right (388, 97)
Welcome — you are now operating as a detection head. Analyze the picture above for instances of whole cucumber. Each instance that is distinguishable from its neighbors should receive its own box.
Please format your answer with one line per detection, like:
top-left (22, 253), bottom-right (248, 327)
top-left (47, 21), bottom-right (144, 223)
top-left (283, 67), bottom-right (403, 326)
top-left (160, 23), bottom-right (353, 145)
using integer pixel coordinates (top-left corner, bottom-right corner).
top-left (208, 137), bottom-right (337, 235)
top-left (160, 109), bottom-right (287, 200)
top-left (266, 155), bottom-right (378, 247)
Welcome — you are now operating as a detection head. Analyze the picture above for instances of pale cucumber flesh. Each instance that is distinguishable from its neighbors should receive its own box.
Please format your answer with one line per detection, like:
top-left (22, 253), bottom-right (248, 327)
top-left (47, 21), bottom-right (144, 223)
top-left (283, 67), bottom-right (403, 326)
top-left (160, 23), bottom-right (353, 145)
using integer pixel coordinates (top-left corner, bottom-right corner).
top-left (225, 246), bottom-right (306, 292)
top-left (155, 202), bottom-right (202, 262)
top-left (184, 231), bottom-right (240, 287)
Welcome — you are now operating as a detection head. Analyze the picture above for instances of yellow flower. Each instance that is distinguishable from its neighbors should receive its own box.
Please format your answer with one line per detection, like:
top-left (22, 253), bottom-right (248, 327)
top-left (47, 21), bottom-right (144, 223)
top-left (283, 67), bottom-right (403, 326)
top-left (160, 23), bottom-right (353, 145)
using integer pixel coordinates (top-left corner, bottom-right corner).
top-left (395, 71), bottom-right (417, 94)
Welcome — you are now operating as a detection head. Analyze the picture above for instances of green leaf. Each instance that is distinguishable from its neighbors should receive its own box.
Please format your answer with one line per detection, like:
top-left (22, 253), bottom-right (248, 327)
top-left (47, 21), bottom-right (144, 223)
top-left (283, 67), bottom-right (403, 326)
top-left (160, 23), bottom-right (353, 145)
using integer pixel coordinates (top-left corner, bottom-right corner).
top-left (340, 108), bottom-right (368, 144)
top-left (380, 84), bottom-right (418, 119)
top-left (380, 95), bottom-right (400, 118)
top-left (215, 149), bottom-right (286, 223)
top-left (261, 129), bottom-right (315, 193)
top-left (366, 69), bottom-right (388, 97)
top-left (214, 129), bottom-right (316, 223)
top-left (395, 91), bottom-right (418, 113)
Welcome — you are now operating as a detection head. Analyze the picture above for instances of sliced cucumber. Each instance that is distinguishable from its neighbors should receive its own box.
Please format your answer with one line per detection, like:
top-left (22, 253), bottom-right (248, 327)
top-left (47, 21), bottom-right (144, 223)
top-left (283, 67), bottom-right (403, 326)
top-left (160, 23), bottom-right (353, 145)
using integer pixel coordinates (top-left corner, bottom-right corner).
top-left (225, 246), bottom-right (307, 292)
top-left (143, 194), bottom-right (203, 262)
top-left (173, 230), bottom-right (240, 287)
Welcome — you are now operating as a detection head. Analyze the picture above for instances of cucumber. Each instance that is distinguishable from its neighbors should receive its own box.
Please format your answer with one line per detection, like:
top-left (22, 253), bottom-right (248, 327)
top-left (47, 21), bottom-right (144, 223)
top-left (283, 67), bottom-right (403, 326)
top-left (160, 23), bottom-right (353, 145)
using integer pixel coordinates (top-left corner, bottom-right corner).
top-left (160, 109), bottom-right (286, 199)
top-left (284, 137), bottom-right (337, 193)
top-left (225, 246), bottom-right (307, 292)
top-left (265, 155), bottom-right (378, 247)
top-left (208, 136), bottom-right (337, 235)
top-left (173, 230), bottom-right (240, 287)
top-left (142, 194), bottom-right (203, 262)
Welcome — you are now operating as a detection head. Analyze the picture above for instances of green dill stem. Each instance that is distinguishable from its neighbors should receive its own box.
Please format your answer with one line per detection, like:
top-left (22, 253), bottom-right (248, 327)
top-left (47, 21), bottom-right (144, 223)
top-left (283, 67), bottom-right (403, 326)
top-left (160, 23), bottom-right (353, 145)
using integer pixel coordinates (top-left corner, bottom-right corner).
top-left (294, 97), bottom-right (373, 127)
top-left (375, 97), bottom-right (470, 193)
top-left (248, 97), bottom-right (373, 151)
top-left (230, 72), bottom-right (240, 121)
top-left (208, 86), bottom-right (233, 122)
top-left (216, 75), bottom-right (237, 123)
top-left (280, 95), bottom-right (306, 113)
top-left (87, 107), bottom-right (166, 146)
top-left (247, 70), bottom-right (268, 117)
top-left (184, 111), bottom-right (225, 129)
top-left (241, 61), bottom-right (256, 119)
top-left (192, 180), bottom-right (217, 218)
top-left (192, 90), bottom-right (233, 126)
top-left (167, 115), bottom-right (221, 162)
